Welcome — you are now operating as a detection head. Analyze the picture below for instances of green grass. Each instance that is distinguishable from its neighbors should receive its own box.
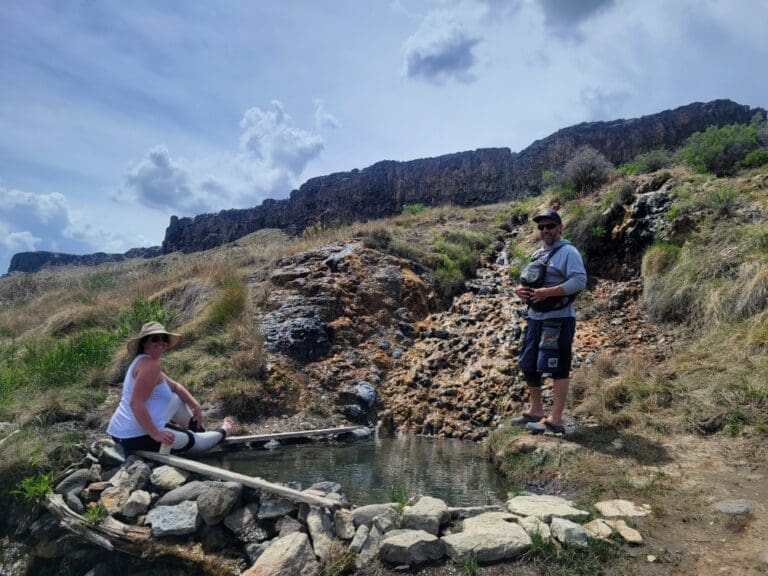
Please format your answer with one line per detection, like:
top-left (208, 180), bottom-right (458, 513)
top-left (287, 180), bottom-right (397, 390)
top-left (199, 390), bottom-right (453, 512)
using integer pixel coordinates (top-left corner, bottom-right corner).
top-left (12, 471), bottom-right (54, 502)
top-left (206, 270), bottom-right (247, 329)
top-left (521, 532), bottom-right (619, 576)
top-left (460, 554), bottom-right (479, 576)
top-left (83, 503), bottom-right (108, 524)
top-left (402, 203), bottom-right (427, 215)
top-left (116, 296), bottom-right (171, 339)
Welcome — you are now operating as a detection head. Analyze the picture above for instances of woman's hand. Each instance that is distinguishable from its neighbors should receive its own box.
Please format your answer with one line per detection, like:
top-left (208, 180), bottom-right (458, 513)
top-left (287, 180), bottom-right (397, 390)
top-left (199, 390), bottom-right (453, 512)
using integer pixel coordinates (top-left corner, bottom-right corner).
top-left (189, 401), bottom-right (203, 424)
top-left (151, 429), bottom-right (176, 445)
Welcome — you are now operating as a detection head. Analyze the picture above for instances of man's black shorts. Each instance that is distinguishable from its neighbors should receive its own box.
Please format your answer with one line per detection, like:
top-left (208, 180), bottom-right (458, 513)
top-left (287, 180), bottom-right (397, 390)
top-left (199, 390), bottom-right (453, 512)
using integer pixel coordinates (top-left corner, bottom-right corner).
top-left (517, 316), bottom-right (576, 381)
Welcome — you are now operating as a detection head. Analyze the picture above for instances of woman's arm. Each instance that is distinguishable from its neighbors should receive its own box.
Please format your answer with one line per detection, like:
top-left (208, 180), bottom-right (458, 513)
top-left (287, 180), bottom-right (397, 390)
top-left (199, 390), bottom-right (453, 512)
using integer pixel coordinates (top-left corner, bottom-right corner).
top-left (129, 359), bottom-right (175, 445)
top-left (164, 374), bottom-right (203, 423)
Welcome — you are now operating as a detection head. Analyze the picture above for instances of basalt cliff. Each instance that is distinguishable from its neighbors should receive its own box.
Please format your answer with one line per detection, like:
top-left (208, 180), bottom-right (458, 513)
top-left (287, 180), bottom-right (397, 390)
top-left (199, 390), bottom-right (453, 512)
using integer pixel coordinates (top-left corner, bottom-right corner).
top-left (8, 99), bottom-right (764, 273)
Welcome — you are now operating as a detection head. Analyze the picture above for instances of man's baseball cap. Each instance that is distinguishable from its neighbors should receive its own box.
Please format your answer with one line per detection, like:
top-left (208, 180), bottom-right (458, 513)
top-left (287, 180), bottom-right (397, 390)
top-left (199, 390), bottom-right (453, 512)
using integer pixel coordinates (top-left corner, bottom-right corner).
top-left (532, 208), bottom-right (562, 225)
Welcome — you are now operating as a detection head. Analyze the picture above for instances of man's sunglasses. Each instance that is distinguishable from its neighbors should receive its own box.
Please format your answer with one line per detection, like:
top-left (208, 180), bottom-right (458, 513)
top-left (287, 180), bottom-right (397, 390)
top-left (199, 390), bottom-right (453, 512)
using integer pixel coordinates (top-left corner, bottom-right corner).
top-left (537, 223), bottom-right (558, 230)
top-left (147, 334), bottom-right (169, 343)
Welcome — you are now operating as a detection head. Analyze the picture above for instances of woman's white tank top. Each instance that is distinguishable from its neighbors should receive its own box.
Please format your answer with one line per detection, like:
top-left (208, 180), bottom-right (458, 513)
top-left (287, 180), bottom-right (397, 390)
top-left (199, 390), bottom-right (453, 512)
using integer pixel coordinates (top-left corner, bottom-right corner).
top-left (106, 354), bottom-right (173, 439)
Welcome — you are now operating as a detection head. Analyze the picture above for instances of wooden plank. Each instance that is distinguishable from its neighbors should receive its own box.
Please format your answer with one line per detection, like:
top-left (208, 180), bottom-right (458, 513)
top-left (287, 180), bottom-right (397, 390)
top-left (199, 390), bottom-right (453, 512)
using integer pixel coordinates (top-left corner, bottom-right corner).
top-left (135, 450), bottom-right (340, 509)
top-left (223, 425), bottom-right (363, 445)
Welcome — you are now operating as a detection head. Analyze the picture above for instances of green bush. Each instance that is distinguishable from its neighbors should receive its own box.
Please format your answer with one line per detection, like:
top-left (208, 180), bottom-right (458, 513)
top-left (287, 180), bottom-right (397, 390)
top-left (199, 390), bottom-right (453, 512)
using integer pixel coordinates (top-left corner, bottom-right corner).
top-left (681, 123), bottom-right (759, 176)
top-left (620, 149), bottom-right (671, 174)
top-left (207, 271), bottom-right (246, 329)
top-left (430, 231), bottom-right (491, 303)
top-left (12, 472), bottom-right (54, 502)
top-left (703, 184), bottom-right (740, 216)
top-left (402, 203), bottom-right (426, 215)
top-left (741, 149), bottom-right (768, 169)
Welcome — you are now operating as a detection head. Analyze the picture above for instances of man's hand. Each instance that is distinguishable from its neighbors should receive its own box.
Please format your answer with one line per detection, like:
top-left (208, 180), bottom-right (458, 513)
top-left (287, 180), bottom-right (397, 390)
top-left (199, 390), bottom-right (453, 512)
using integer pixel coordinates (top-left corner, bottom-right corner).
top-left (515, 285), bottom-right (533, 300)
top-left (530, 286), bottom-right (564, 303)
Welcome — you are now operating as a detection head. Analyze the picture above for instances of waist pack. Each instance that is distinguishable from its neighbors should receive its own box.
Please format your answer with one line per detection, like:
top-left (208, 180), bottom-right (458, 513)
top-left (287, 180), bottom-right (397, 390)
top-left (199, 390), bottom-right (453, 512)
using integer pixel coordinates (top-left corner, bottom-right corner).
top-left (520, 244), bottom-right (578, 312)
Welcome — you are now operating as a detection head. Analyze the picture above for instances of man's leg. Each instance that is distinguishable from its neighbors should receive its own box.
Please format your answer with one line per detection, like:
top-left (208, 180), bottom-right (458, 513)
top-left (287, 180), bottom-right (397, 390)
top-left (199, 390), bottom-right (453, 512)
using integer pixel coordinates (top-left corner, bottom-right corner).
top-left (527, 378), bottom-right (545, 417)
top-left (549, 377), bottom-right (569, 426)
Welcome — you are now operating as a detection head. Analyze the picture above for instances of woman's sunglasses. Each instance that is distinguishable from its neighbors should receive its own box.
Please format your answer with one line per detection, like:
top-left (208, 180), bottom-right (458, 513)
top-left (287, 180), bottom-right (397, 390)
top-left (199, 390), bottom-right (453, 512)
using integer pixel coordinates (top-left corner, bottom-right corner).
top-left (147, 334), bottom-right (169, 343)
top-left (537, 223), bottom-right (558, 230)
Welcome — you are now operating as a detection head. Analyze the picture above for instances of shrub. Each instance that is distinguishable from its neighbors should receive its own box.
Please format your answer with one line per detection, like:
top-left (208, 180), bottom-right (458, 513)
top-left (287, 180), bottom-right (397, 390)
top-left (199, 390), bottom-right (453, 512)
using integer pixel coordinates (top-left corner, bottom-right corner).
top-left (741, 149), bottom-right (768, 169)
top-left (429, 231), bottom-right (491, 304)
top-left (620, 149), bottom-right (671, 174)
top-left (612, 180), bottom-right (635, 206)
top-left (12, 472), bottom-right (54, 502)
top-left (360, 227), bottom-right (392, 251)
top-left (641, 241), bottom-right (682, 277)
top-left (680, 123), bottom-right (759, 176)
top-left (402, 203), bottom-right (426, 215)
top-left (206, 270), bottom-right (246, 329)
top-left (703, 184), bottom-right (740, 216)
top-left (562, 146), bottom-right (614, 195)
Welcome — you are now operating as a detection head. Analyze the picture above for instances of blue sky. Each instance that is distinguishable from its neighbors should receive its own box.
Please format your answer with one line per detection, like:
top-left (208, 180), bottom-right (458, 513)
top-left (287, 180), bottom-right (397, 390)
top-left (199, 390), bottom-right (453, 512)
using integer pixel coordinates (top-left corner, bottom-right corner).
top-left (1, 0), bottom-right (767, 273)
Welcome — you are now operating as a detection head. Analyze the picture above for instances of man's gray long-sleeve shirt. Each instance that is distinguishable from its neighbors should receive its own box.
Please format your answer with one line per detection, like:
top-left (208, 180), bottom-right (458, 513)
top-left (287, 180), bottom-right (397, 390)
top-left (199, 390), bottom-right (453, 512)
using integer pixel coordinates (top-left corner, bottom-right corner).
top-left (526, 238), bottom-right (587, 320)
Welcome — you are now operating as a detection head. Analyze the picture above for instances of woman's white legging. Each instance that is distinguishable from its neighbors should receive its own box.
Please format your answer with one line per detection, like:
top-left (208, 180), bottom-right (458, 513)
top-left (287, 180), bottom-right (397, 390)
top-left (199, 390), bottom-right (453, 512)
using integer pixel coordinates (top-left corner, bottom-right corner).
top-left (161, 394), bottom-right (226, 453)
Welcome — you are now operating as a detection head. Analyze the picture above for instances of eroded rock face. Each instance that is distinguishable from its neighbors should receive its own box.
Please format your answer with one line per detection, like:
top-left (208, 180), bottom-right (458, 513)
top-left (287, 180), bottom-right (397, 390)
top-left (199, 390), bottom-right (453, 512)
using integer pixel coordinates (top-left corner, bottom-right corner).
top-left (159, 100), bottom-right (763, 256)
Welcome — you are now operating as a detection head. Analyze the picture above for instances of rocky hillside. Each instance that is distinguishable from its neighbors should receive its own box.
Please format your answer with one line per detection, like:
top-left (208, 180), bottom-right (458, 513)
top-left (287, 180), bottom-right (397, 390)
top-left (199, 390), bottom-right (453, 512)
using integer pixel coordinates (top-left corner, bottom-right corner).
top-left (9, 99), bottom-right (763, 273)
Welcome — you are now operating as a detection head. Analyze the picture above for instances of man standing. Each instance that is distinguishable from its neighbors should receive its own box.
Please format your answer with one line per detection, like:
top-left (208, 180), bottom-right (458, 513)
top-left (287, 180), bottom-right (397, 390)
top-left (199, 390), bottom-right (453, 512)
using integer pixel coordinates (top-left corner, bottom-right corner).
top-left (512, 209), bottom-right (587, 434)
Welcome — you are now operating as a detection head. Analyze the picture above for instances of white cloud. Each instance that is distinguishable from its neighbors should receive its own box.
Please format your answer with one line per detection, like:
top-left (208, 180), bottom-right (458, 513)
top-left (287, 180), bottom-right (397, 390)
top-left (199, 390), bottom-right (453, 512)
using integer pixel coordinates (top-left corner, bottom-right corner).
top-left (122, 100), bottom-right (327, 216)
top-left (403, 9), bottom-right (481, 84)
top-left (0, 184), bottom-right (130, 273)
top-left (314, 99), bottom-right (340, 130)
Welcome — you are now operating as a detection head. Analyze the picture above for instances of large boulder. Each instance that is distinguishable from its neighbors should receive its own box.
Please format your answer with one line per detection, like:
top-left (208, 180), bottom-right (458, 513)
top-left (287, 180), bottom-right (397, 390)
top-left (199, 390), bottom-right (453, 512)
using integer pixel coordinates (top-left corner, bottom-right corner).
top-left (156, 480), bottom-right (209, 506)
top-left (379, 529), bottom-right (444, 566)
top-left (401, 496), bottom-right (450, 535)
top-left (146, 501), bottom-right (201, 537)
top-left (351, 503), bottom-right (399, 528)
top-left (306, 508), bottom-right (335, 561)
top-left (224, 504), bottom-right (269, 543)
top-left (242, 532), bottom-right (320, 576)
top-left (197, 482), bottom-right (242, 526)
top-left (442, 512), bottom-right (531, 563)
top-left (506, 495), bottom-right (589, 522)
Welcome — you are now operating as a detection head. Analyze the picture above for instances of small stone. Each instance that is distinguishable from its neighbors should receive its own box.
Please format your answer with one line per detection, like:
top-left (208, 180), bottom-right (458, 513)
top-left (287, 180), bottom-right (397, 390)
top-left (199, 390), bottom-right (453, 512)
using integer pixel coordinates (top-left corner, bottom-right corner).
top-left (712, 499), bottom-right (757, 516)
top-left (550, 518), bottom-right (589, 547)
top-left (150, 465), bottom-right (190, 491)
top-left (100, 487), bottom-right (130, 515)
top-left (507, 495), bottom-right (589, 522)
top-left (519, 516), bottom-right (551, 542)
top-left (647, 554), bottom-right (657, 563)
top-left (146, 501), bottom-right (201, 537)
top-left (594, 499), bottom-right (651, 517)
top-left (334, 509), bottom-right (356, 539)
top-left (123, 490), bottom-right (151, 518)
top-left (349, 524), bottom-right (369, 554)
top-left (55, 469), bottom-right (90, 496)
top-left (604, 519), bottom-right (643, 545)
top-left (584, 518), bottom-right (613, 540)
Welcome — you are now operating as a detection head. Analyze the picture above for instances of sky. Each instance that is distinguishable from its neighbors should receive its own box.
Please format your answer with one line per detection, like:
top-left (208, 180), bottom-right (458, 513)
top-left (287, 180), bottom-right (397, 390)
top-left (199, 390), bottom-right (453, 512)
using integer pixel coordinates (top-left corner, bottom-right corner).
top-left (1, 0), bottom-right (767, 274)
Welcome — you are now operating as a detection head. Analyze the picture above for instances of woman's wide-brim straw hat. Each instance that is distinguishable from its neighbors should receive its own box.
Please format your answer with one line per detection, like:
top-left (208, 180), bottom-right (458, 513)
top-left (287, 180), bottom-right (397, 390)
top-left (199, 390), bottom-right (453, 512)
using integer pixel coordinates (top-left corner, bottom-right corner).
top-left (127, 321), bottom-right (181, 355)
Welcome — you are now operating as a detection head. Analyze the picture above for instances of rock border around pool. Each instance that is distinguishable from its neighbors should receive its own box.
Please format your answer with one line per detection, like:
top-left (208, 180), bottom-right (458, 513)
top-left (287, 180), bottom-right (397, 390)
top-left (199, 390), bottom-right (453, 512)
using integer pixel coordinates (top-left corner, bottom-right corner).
top-left (42, 440), bottom-right (649, 574)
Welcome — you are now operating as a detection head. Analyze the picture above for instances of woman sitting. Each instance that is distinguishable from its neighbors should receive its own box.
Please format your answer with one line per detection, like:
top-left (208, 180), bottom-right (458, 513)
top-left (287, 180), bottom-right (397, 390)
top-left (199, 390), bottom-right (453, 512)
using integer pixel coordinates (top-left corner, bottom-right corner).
top-left (107, 322), bottom-right (234, 453)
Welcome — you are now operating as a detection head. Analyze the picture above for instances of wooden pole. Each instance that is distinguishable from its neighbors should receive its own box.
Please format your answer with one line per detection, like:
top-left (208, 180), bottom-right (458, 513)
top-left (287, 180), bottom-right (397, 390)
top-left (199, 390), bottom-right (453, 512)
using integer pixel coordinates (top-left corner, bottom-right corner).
top-left (223, 425), bottom-right (363, 445)
top-left (134, 451), bottom-right (339, 509)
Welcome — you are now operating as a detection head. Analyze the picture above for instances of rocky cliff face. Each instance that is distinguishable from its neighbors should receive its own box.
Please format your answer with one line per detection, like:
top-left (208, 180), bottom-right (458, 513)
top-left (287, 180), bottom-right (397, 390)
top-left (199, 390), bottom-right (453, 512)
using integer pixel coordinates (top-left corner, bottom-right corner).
top-left (8, 247), bottom-right (162, 274)
top-left (162, 99), bottom-right (764, 254)
top-left (10, 99), bottom-right (764, 273)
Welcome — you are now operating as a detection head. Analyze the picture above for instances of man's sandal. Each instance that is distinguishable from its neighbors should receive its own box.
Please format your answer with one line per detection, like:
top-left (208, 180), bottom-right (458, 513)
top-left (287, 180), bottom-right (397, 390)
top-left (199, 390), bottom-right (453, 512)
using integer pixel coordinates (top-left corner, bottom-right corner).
top-left (510, 413), bottom-right (544, 425)
top-left (526, 418), bottom-right (566, 435)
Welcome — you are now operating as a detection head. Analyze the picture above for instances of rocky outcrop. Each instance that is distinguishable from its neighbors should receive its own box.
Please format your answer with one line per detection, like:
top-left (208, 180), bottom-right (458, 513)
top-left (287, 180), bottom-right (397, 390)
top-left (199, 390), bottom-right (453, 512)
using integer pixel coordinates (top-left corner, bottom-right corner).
top-left (8, 247), bottom-right (161, 274)
top-left (162, 99), bottom-right (763, 254)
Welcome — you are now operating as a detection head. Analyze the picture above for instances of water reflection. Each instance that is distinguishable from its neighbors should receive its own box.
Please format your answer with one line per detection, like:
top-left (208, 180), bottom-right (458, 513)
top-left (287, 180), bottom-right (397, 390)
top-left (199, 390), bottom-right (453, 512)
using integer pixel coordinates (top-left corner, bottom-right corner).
top-left (199, 434), bottom-right (509, 506)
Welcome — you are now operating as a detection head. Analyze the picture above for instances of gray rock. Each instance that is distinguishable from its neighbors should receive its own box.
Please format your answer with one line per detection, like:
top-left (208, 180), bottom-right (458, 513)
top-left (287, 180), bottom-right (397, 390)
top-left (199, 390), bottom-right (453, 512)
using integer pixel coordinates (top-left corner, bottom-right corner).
top-left (197, 481), bottom-right (242, 526)
top-left (110, 460), bottom-right (151, 492)
top-left (156, 480), bottom-right (208, 506)
top-left (448, 505), bottom-right (505, 520)
top-left (507, 495), bottom-right (590, 522)
top-left (149, 465), bottom-right (190, 491)
top-left (351, 427), bottom-right (372, 439)
top-left (242, 532), bottom-right (320, 576)
top-left (356, 525), bottom-right (383, 568)
top-left (351, 503), bottom-right (399, 528)
top-left (63, 492), bottom-right (84, 514)
top-left (306, 508), bottom-right (336, 561)
top-left (90, 440), bottom-right (126, 467)
top-left (519, 516), bottom-right (551, 542)
top-left (550, 518), bottom-right (589, 547)
top-left (594, 499), bottom-right (651, 517)
top-left (349, 524), bottom-right (370, 554)
top-left (246, 540), bottom-right (273, 564)
top-left (224, 503), bottom-right (269, 543)
top-left (759, 550), bottom-right (768, 568)
top-left (401, 496), bottom-right (450, 535)
top-left (712, 499), bottom-right (757, 516)
top-left (334, 509), bottom-right (356, 539)
top-left (276, 515), bottom-right (304, 536)
top-left (442, 512), bottom-right (531, 563)
top-left (55, 469), bottom-right (90, 496)
top-left (146, 501), bottom-right (201, 537)
top-left (373, 510), bottom-right (399, 533)
top-left (123, 490), bottom-right (151, 518)
top-left (309, 481), bottom-right (341, 494)
top-left (355, 381), bottom-right (376, 407)
top-left (379, 529), bottom-right (444, 566)
top-left (258, 495), bottom-right (297, 519)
